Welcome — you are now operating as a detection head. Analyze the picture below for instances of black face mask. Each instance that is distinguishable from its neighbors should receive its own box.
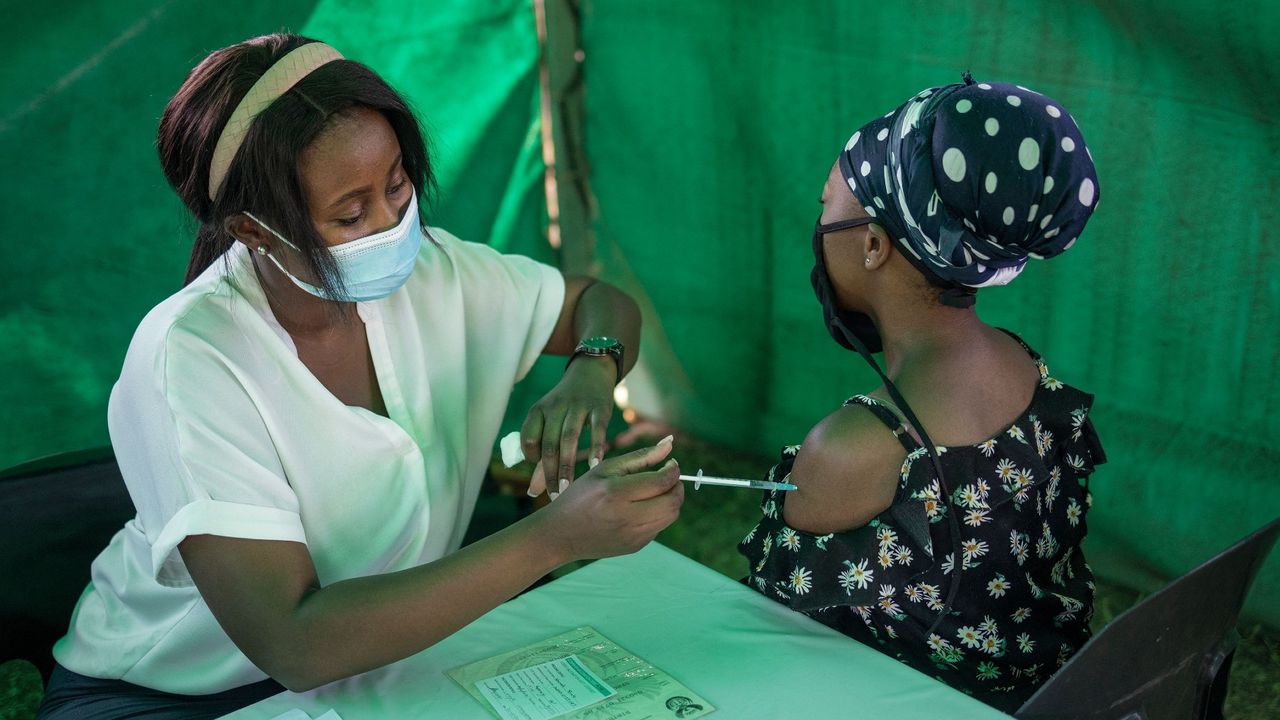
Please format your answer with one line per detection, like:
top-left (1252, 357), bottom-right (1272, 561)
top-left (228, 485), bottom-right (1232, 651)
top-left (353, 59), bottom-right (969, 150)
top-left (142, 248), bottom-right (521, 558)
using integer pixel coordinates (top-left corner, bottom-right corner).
top-left (810, 216), bottom-right (884, 354)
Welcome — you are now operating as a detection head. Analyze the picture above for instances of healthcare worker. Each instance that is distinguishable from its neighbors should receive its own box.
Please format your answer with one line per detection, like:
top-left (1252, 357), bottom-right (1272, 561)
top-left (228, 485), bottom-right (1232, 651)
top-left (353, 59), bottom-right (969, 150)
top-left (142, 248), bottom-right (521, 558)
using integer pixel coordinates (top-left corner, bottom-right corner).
top-left (38, 34), bottom-right (683, 719)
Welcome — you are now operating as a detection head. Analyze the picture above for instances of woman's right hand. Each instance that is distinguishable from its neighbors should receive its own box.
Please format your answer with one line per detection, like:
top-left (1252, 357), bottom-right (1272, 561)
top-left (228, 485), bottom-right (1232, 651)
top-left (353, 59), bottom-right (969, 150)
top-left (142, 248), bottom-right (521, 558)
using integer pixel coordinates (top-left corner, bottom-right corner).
top-left (535, 436), bottom-right (683, 562)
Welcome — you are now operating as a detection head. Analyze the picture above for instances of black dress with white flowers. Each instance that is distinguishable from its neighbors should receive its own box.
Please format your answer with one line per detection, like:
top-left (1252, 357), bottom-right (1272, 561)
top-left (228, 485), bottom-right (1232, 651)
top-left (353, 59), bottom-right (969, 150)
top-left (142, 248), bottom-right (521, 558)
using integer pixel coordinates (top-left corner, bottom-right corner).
top-left (738, 346), bottom-right (1106, 713)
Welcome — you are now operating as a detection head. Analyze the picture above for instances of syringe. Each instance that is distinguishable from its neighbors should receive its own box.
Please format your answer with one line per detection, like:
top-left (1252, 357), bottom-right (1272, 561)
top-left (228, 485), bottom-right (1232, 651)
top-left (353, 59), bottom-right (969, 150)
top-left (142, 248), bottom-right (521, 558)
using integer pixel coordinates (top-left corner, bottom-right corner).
top-left (679, 469), bottom-right (797, 491)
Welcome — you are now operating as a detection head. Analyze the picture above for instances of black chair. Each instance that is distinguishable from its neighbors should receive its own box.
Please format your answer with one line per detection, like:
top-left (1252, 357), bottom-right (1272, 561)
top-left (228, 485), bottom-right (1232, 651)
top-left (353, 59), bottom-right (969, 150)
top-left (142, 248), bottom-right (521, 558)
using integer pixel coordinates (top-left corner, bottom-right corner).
top-left (1016, 517), bottom-right (1280, 720)
top-left (0, 448), bottom-right (135, 682)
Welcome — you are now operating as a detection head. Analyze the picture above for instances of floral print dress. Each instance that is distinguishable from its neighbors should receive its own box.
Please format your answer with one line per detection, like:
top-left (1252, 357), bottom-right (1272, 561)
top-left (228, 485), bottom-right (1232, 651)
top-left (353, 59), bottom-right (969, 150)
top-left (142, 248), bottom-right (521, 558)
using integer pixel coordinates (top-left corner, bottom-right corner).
top-left (738, 342), bottom-right (1106, 713)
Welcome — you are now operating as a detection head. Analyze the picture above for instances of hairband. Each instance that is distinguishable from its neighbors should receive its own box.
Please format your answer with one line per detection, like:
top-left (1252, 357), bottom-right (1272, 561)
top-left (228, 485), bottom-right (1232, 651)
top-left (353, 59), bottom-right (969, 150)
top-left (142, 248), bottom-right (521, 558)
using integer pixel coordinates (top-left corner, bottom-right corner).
top-left (207, 42), bottom-right (344, 200)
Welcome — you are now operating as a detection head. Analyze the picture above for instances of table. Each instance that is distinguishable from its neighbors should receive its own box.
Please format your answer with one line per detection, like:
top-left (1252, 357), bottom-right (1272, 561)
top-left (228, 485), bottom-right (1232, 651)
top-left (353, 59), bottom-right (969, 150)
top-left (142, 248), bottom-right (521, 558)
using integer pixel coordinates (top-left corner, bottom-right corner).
top-left (224, 543), bottom-right (1010, 719)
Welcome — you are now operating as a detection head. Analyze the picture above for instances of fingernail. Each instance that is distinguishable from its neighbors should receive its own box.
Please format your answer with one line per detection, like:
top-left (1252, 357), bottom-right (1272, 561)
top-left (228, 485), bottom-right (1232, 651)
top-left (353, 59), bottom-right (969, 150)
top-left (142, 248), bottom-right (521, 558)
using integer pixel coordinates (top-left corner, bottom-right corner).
top-left (527, 487), bottom-right (539, 497)
top-left (657, 435), bottom-right (674, 446)
top-left (549, 492), bottom-right (559, 501)
top-left (559, 478), bottom-right (569, 493)
top-left (588, 457), bottom-right (600, 468)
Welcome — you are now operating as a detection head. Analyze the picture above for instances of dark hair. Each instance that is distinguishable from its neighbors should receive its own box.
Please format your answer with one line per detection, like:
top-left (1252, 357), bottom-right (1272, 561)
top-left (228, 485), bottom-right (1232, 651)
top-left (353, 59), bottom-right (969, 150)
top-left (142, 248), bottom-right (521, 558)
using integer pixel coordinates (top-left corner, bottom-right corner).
top-left (157, 33), bottom-right (436, 295)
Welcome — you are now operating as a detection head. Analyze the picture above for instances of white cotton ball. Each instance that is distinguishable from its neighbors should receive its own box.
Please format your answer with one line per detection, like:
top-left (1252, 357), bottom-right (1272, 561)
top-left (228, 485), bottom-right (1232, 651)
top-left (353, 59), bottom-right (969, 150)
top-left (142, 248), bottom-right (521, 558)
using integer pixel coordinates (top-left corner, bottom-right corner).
top-left (500, 431), bottom-right (525, 468)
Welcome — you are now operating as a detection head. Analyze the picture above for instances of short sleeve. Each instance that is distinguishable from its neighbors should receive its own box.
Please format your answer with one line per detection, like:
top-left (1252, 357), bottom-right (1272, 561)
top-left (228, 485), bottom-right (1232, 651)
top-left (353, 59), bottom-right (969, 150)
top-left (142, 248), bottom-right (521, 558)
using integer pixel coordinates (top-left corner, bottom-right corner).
top-left (1044, 387), bottom-right (1107, 481)
top-left (108, 320), bottom-right (307, 588)
top-left (429, 228), bottom-right (566, 383)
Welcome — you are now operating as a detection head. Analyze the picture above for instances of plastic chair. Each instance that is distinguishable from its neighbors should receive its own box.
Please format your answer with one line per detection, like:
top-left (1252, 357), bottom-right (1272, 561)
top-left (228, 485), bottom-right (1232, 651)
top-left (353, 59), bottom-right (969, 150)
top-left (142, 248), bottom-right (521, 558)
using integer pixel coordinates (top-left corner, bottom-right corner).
top-left (1016, 517), bottom-right (1280, 720)
top-left (0, 449), bottom-right (135, 681)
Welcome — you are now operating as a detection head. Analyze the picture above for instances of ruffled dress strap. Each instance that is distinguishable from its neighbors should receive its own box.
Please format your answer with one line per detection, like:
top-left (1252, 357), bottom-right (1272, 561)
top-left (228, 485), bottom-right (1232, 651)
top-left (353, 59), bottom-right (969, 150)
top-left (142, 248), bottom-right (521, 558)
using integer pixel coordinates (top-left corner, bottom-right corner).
top-left (843, 395), bottom-right (919, 453)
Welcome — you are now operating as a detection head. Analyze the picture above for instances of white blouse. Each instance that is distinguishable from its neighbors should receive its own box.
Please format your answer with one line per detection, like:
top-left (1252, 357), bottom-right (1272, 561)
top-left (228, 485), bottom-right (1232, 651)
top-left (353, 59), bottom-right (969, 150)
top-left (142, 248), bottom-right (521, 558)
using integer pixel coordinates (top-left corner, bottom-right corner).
top-left (53, 229), bottom-right (565, 693)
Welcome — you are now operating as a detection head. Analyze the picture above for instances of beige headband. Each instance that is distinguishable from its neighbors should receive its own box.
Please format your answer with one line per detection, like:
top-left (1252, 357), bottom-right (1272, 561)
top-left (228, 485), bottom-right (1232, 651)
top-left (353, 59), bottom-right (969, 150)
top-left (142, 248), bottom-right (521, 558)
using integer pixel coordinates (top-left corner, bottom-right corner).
top-left (207, 42), bottom-right (344, 200)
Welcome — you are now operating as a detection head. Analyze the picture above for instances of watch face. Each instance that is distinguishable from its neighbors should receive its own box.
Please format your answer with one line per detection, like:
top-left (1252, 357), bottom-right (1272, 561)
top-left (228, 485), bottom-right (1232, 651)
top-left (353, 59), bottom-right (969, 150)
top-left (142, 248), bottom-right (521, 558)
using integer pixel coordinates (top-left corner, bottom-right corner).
top-left (582, 336), bottom-right (620, 351)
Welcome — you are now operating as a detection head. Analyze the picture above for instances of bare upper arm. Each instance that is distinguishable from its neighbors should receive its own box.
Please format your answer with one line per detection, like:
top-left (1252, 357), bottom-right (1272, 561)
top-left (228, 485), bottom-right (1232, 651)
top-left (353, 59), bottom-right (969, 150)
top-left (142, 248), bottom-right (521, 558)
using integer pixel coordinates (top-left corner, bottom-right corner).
top-left (782, 404), bottom-right (907, 534)
top-left (179, 535), bottom-right (318, 678)
top-left (542, 275), bottom-right (594, 355)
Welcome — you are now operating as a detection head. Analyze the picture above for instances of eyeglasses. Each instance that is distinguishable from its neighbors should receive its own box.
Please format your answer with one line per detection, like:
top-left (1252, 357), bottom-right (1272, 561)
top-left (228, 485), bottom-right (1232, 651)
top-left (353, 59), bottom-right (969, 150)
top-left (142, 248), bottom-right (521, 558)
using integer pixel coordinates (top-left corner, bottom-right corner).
top-left (815, 216), bottom-right (878, 234)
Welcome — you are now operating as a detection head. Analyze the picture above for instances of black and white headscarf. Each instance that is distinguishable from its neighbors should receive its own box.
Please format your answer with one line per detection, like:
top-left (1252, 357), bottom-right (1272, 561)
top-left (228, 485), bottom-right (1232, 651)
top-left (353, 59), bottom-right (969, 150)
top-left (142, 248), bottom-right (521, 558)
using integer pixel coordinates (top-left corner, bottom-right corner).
top-left (840, 76), bottom-right (1099, 303)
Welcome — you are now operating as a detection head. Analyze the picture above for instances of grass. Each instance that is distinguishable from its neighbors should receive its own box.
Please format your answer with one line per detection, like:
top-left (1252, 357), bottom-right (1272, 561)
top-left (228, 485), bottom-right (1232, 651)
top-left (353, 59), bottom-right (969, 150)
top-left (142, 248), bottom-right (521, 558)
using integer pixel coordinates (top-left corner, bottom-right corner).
top-left (0, 662), bottom-right (39, 720)
top-left (4, 431), bottom-right (1276, 719)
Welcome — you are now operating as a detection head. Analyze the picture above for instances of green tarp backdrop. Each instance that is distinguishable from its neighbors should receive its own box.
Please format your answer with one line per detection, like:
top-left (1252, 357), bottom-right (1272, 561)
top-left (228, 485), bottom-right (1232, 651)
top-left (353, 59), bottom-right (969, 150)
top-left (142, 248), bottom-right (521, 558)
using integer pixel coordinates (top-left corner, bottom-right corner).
top-left (2, 1), bottom-right (1277, 625)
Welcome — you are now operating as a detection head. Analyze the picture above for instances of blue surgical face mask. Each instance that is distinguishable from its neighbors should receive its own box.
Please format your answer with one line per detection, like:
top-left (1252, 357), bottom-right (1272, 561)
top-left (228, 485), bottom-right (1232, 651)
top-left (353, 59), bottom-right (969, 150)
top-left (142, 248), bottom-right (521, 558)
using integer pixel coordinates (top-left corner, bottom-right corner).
top-left (245, 190), bottom-right (422, 302)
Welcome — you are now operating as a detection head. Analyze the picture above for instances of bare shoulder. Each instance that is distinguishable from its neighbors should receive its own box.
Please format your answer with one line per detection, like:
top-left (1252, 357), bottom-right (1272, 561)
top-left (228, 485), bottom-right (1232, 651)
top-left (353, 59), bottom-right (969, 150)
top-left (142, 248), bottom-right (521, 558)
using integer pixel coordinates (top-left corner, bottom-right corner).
top-left (782, 402), bottom-right (908, 535)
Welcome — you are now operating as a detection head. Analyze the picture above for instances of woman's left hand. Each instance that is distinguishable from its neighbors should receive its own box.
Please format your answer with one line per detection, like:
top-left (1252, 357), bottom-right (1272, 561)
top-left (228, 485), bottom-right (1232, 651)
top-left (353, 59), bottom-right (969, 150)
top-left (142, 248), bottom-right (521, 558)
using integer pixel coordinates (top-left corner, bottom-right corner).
top-left (520, 355), bottom-right (618, 499)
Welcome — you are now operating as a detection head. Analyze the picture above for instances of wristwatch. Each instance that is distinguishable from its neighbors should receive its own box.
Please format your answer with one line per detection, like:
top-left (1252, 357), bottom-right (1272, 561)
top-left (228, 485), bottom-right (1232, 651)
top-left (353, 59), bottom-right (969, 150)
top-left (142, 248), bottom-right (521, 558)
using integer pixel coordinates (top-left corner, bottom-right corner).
top-left (568, 336), bottom-right (625, 384)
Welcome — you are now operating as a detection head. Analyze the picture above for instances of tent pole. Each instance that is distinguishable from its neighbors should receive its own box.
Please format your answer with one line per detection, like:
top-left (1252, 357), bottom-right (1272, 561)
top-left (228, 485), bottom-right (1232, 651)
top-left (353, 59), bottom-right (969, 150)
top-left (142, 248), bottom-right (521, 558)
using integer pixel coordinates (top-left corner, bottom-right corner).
top-left (534, 0), bottom-right (594, 275)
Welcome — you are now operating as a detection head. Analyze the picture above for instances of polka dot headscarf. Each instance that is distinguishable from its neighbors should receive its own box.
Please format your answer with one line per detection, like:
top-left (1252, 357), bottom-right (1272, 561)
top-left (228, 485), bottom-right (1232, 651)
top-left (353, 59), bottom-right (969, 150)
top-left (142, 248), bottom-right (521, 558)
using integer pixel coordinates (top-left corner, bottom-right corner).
top-left (839, 75), bottom-right (1099, 305)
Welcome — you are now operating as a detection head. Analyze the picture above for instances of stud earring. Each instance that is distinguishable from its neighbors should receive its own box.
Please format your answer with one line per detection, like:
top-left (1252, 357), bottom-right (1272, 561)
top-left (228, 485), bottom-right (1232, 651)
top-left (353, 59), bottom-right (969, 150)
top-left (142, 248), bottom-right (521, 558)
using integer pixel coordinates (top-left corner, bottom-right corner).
top-left (864, 258), bottom-right (872, 265)
top-left (256, 245), bottom-right (269, 256)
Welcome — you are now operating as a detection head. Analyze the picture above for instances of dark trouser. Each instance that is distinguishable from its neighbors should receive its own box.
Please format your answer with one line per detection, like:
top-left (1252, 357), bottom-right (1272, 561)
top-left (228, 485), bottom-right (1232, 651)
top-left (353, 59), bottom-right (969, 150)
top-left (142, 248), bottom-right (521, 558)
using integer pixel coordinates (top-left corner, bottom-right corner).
top-left (37, 663), bottom-right (285, 720)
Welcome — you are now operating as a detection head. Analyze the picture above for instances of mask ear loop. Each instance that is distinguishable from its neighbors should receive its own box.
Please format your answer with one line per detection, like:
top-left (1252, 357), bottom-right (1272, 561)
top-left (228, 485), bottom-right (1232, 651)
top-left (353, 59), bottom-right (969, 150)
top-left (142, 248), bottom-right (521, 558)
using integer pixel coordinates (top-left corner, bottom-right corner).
top-left (242, 212), bottom-right (338, 300)
top-left (815, 217), bottom-right (963, 635)
top-left (829, 315), bottom-right (965, 639)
